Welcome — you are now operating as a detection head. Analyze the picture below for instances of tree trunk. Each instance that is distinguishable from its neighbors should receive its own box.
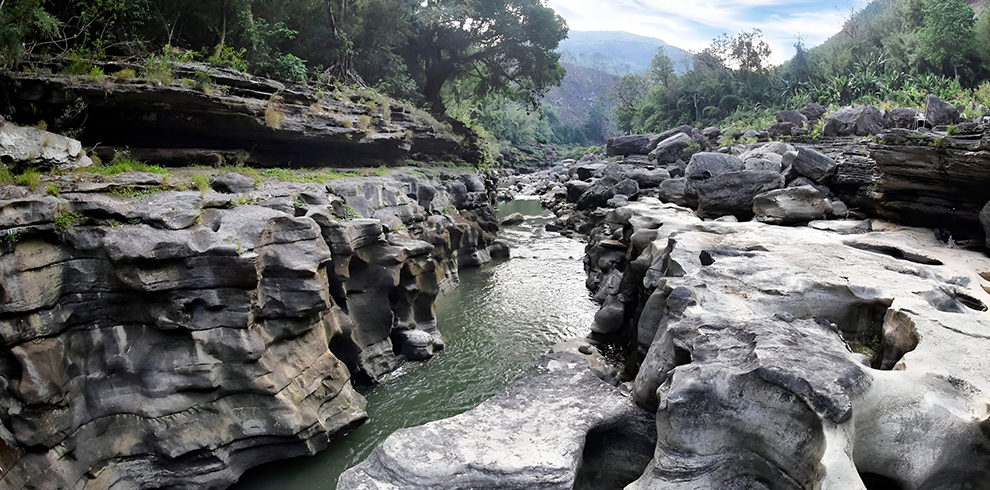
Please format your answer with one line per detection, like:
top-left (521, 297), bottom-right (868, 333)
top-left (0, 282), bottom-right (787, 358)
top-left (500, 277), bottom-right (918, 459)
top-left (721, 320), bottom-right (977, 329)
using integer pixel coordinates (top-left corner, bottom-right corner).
top-left (213, 3), bottom-right (227, 59)
top-left (423, 70), bottom-right (447, 116)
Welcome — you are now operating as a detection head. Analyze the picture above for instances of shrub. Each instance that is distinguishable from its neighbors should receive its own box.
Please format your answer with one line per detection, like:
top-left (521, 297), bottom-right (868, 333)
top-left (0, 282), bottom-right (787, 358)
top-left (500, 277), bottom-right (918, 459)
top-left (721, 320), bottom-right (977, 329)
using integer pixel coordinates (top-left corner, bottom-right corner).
top-left (358, 115), bottom-right (372, 130)
top-left (55, 211), bottom-right (85, 231)
top-left (113, 68), bottom-right (137, 81)
top-left (190, 173), bottom-right (211, 195)
top-left (45, 183), bottom-right (60, 196)
top-left (15, 168), bottom-right (41, 190)
top-left (144, 54), bottom-right (174, 85)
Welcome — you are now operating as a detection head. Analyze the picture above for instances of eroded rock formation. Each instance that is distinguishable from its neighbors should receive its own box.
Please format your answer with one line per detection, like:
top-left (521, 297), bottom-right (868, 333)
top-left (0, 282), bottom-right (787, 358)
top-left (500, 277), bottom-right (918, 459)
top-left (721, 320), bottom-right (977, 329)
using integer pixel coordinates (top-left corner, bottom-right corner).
top-left (1, 62), bottom-right (480, 167)
top-left (341, 197), bottom-right (990, 489)
top-left (0, 165), bottom-right (501, 489)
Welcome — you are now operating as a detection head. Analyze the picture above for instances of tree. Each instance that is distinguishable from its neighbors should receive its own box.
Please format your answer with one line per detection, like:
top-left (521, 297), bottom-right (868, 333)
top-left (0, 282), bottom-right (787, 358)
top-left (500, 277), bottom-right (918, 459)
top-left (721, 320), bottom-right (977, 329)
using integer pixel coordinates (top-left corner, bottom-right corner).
top-left (649, 46), bottom-right (675, 88)
top-left (729, 29), bottom-right (772, 72)
top-left (919, 0), bottom-right (975, 80)
top-left (406, 0), bottom-right (567, 115)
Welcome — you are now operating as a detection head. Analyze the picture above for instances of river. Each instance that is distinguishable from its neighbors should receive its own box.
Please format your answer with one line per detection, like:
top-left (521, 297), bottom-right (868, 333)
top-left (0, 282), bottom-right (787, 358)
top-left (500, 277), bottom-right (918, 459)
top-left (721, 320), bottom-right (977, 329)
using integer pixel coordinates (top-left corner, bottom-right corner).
top-left (231, 198), bottom-right (599, 489)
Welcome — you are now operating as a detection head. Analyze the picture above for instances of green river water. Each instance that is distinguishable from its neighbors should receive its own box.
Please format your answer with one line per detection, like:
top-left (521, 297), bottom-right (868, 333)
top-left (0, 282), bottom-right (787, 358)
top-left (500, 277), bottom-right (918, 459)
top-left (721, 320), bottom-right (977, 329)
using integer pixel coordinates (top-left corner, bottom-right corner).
top-left (231, 198), bottom-right (599, 489)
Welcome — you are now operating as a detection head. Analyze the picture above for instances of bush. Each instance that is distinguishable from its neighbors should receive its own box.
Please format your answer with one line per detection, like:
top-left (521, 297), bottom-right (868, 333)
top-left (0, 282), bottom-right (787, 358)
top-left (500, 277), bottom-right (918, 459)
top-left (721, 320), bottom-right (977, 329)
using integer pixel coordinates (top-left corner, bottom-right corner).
top-left (55, 211), bottom-right (85, 231)
top-left (113, 68), bottom-right (137, 81)
top-left (15, 168), bottom-right (41, 190)
top-left (45, 183), bottom-right (60, 196)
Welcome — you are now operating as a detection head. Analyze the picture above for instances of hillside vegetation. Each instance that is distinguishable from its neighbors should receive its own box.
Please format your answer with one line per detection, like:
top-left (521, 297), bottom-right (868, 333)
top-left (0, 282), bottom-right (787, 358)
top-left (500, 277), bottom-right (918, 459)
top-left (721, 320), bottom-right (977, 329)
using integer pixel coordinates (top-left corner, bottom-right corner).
top-left (612, 0), bottom-right (990, 136)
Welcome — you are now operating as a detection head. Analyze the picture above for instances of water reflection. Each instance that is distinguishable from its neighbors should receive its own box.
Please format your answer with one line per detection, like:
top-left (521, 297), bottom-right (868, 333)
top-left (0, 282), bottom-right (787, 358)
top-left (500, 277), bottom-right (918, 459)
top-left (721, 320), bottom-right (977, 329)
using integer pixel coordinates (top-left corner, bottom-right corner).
top-left (232, 198), bottom-right (597, 489)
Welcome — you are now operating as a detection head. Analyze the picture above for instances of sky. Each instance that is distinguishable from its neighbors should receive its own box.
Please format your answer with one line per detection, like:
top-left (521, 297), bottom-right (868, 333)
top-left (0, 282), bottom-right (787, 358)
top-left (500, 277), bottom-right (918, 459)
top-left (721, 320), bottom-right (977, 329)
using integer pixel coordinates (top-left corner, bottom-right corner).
top-left (546, 0), bottom-right (873, 65)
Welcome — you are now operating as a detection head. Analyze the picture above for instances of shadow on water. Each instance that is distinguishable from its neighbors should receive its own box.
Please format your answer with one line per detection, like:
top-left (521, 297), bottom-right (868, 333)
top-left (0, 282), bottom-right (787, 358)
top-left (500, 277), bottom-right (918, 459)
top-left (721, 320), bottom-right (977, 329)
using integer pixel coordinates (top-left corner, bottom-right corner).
top-left (231, 198), bottom-right (598, 489)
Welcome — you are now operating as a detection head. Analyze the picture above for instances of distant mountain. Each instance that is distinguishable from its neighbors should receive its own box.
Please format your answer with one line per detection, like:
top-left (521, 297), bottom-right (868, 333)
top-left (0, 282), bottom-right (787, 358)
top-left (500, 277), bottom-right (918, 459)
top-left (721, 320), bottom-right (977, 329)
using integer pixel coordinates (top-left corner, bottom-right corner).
top-left (544, 62), bottom-right (619, 127)
top-left (557, 31), bottom-right (694, 76)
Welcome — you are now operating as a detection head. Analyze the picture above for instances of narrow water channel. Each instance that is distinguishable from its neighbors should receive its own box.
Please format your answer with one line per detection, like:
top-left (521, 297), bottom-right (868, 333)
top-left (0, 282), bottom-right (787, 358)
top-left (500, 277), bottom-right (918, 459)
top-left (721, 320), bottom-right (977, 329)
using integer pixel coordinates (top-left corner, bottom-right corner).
top-left (232, 198), bottom-right (599, 489)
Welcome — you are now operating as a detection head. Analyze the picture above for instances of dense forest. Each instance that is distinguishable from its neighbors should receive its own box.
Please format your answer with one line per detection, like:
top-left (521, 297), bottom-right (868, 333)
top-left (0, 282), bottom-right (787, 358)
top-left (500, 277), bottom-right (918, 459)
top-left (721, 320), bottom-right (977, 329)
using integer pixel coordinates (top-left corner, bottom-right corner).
top-left (611, 0), bottom-right (990, 137)
top-left (0, 0), bottom-right (566, 125)
top-left (3, 0), bottom-right (990, 163)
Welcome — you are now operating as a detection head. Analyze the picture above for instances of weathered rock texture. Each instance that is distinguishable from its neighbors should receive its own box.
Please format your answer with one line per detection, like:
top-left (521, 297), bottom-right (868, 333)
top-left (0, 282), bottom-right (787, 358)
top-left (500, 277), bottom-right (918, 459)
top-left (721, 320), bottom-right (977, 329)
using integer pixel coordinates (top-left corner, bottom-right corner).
top-left (0, 166), bottom-right (501, 489)
top-left (871, 124), bottom-right (990, 230)
top-left (339, 350), bottom-right (657, 490)
top-left (340, 196), bottom-right (990, 489)
top-left (587, 200), bottom-right (990, 489)
top-left (2, 62), bottom-right (479, 167)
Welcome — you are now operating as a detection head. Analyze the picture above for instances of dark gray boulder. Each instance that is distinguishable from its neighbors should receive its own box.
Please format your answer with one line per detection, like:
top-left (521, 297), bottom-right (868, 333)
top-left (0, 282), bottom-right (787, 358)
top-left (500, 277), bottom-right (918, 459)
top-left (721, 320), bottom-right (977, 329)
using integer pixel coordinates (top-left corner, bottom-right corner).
top-left (925, 94), bottom-right (961, 126)
top-left (856, 106), bottom-right (886, 136)
top-left (211, 172), bottom-right (256, 194)
top-left (684, 152), bottom-right (745, 180)
top-left (576, 177), bottom-right (618, 210)
top-left (649, 132), bottom-right (692, 164)
top-left (776, 110), bottom-right (808, 127)
top-left (823, 106), bottom-right (865, 137)
top-left (782, 147), bottom-right (837, 183)
top-left (691, 170), bottom-right (784, 219)
top-left (658, 178), bottom-right (688, 207)
top-left (614, 178), bottom-right (641, 197)
top-left (625, 168), bottom-right (669, 189)
top-left (753, 186), bottom-right (833, 225)
top-left (800, 103), bottom-right (827, 122)
top-left (607, 135), bottom-right (652, 155)
top-left (888, 107), bottom-right (924, 129)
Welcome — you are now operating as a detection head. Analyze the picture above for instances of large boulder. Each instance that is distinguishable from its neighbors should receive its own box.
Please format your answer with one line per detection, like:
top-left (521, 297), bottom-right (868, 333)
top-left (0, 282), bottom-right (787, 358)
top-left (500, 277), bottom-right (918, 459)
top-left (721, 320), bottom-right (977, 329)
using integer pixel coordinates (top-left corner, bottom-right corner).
top-left (0, 119), bottom-right (93, 172)
top-left (753, 186), bottom-right (833, 225)
top-left (684, 152), bottom-right (744, 180)
top-left (782, 147), bottom-right (837, 183)
top-left (625, 167), bottom-right (670, 189)
top-left (776, 110), bottom-right (808, 127)
top-left (658, 178), bottom-right (688, 207)
top-left (856, 105), bottom-right (886, 136)
top-left (576, 177), bottom-right (618, 210)
top-left (339, 352), bottom-right (657, 490)
top-left (607, 135), bottom-right (652, 155)
top-left (925, 94), bottom-right (961, 126)
top-left (888, 107), bottom-right (924, 130)
top-left (691, 170), bottom-right (784, 219)
top-left (822, 106), bottom-right (865, 137)
top-left (649, 132), bottom-right (692, 164)
top-left (800, 103), bottom-right (828, 122)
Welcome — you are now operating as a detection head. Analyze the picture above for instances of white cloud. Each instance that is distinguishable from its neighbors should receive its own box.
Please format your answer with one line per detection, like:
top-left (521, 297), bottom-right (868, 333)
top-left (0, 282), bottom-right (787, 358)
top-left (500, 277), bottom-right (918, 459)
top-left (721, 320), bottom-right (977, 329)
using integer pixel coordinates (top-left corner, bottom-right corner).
top-left (548, 0), bottom-right (870, 65)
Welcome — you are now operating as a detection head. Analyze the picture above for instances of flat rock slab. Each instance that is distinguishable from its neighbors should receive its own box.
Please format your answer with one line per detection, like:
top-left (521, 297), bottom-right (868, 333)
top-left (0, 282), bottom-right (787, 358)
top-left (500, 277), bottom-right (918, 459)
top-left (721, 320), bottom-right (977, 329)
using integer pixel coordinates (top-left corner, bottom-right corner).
top-left (338, 352), bottom-right (656, 490)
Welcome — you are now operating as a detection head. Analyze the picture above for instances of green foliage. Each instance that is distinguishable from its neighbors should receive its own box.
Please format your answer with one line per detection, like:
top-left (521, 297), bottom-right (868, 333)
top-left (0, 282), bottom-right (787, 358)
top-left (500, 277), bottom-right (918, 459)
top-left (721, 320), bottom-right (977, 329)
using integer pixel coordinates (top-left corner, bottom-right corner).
top-left (190, 173), bottom-right (211, 195)
top-left (0, 0), bottom-right (59, 66)
top-left (86, 150), bottom-right (170, 176)
top-left (45, 183), bottom-right (60, 197)
top-left (919, 0), bottom-right (976, 78)
top-left (0, 166), bottom-right (15, 185)
top-left (261, 167), bottom-right (358, 183)
top-left (55, 211), bottom-right (86, 231)
top-left (3, 232), bottom-right (21, 245)
top-left (209, 44), bottom-right (249, 72)
top-left (15, 168), bottom-right (41, 190)
top-left (144, 52), bottom-right (174, 85)
top-left (113, 68), bottom-right (137, 81)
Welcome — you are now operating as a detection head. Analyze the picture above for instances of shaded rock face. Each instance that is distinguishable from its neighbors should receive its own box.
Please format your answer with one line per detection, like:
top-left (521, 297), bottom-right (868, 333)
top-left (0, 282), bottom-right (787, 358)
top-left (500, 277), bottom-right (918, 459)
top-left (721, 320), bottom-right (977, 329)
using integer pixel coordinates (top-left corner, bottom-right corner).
top-left (339, 351), bottom-right (657, 490)
top-left (587, 200), bottom-right (990, 489)
top-left (0, 169), bottom-right (500, 489)
top-left (871, 125), bottom-right (990, 230)
top-left (2, 63), bottom-right (476, 167)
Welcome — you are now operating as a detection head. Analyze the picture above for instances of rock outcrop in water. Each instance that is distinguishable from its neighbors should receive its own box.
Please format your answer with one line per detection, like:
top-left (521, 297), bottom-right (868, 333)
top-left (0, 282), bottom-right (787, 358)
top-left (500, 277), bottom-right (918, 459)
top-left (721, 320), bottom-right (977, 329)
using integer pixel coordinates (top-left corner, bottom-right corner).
top-left (0, 145), bottom-right (502, 488)
top-left (341, 123), bottom-right (990, 489)
top-left (340, 196), bottom-right (990, 489)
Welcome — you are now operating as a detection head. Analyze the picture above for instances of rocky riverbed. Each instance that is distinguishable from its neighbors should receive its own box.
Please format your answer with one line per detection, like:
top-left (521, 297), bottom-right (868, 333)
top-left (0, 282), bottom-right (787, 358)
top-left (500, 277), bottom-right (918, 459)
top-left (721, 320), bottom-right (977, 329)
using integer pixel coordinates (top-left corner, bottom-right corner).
top-left (0, 118), bottom-right (506, 488)
top-left (341, 120), bottom-right (990, 489)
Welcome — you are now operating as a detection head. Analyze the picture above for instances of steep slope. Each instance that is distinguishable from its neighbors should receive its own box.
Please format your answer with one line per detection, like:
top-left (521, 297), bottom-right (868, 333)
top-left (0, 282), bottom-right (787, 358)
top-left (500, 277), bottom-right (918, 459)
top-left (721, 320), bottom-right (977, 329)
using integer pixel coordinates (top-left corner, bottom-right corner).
top-left (544, 63), bottom-right (620, 128)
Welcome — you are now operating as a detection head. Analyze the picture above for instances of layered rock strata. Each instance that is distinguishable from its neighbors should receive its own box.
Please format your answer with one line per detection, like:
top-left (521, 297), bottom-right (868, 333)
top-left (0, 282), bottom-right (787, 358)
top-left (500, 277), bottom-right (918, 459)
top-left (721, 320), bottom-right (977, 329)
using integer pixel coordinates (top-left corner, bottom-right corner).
top-left (342, 197), bottom-right (990, 489)
top-left (2, 62), bottom-right (479, 167)
top-left (0, 167), bottom-right (501, 489)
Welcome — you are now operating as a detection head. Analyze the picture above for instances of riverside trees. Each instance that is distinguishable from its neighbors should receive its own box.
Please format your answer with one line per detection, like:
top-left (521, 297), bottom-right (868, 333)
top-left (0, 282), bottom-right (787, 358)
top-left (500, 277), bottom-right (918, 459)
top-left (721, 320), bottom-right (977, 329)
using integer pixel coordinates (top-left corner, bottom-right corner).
top-left (0, 0), bottom-right (567, 118)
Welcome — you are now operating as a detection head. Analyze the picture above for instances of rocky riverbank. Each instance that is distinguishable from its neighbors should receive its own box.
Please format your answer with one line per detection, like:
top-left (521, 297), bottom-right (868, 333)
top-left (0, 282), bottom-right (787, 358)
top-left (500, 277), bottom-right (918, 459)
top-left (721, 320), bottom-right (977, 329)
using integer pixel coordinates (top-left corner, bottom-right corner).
top-left (0, 121), bottom-right (505, 489)
top-left (340, 115), bottom-right (990, 488)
